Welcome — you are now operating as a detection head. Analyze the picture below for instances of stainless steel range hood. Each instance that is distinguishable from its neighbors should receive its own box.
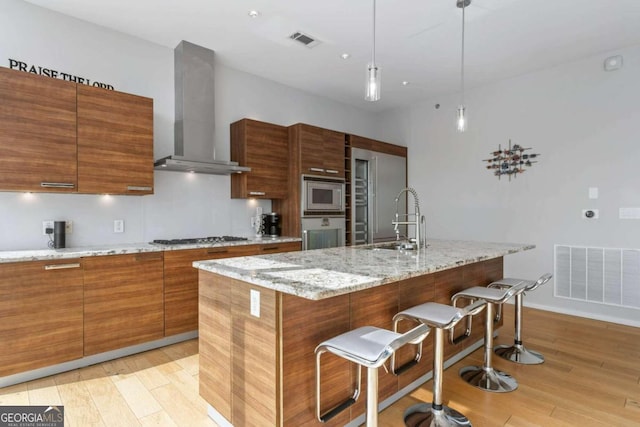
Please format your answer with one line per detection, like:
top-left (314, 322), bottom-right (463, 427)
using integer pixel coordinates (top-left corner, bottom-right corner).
top-left (154, 41), bottom-right (250, 175)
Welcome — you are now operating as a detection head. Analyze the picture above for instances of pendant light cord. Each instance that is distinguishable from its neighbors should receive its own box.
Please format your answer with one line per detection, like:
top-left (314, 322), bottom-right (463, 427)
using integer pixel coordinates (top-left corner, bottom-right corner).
top-left (460, 2), bottom-right (465, 105)
top-left (372, 0), bottom-right (376, 66)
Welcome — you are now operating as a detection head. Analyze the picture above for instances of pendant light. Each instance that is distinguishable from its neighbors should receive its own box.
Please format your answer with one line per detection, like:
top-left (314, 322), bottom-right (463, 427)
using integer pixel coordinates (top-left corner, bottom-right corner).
top-left (365, 0), bottom-right (380, 101)
top-left (456, 0), bottom-right (470, 132)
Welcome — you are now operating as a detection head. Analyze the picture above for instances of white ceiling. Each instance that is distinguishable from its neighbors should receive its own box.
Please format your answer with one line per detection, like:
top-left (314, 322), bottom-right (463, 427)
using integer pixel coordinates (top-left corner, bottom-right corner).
top-left (24, 0), bottom-right (640, 112)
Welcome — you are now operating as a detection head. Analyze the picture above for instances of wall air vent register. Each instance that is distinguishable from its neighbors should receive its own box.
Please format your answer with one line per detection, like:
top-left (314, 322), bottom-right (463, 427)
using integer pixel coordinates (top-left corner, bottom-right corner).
top-left (555, 245), bottom-right (640, 310)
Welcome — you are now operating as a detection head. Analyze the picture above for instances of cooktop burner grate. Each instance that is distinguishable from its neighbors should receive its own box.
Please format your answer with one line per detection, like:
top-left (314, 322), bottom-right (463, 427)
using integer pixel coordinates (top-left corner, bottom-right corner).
top-left (151, 236), bottom-right (249, 245)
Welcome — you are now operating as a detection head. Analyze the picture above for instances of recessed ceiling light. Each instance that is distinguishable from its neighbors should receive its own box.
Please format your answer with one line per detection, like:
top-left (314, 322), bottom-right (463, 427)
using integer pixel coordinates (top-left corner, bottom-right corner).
top-left (248, 10), bottom-right (260, 18)
top-left (341, 53), bottom-right (351, 60)
top-left (402, 81), bottom-right (410, 86)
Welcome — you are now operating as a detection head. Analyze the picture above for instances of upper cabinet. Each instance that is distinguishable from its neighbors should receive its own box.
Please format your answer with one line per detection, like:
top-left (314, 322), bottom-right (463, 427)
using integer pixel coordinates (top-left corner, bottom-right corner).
top-left (77, 86), bottom-right (154, 195)
top-left (0, 67), bottom-right (78, 192)
top-left (290, 123), bottom-right (345, 178)
top-left (0, 67), bottom-right (154, 195)
top-left (230, 118), bottom-right (289, 199)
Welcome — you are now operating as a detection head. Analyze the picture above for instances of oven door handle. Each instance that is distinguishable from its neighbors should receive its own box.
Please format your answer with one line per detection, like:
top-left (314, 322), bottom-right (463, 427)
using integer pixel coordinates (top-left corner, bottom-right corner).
top-left (302, 230), bottom-right (308, 251)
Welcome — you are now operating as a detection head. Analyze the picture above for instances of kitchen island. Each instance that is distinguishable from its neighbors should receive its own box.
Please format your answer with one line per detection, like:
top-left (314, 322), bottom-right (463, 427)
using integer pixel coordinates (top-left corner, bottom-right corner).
top-left (194, 239), bottom-right (534, 427)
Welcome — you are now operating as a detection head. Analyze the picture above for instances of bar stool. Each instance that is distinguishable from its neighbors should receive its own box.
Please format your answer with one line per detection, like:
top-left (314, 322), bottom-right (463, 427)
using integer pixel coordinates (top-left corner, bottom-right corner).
top-left (488, 273), bottom-right (552, 364)
top-left (393, 301), bottom-right (486, 427)
top-left (315, 323), bottom-right (429, 427)
top-left (451, 280), bottom-right (532, 393)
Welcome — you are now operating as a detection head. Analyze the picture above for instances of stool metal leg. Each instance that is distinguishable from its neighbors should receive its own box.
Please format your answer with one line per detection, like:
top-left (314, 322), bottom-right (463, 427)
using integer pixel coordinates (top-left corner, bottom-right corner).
top-left (366, 367), bottom-right (378, 427)
top-left (494, 293), bottom-right (544, 364)
top-left (459, 303), bottom-right (518, 392)
top-left (403, 328), bottom-right (471, 427)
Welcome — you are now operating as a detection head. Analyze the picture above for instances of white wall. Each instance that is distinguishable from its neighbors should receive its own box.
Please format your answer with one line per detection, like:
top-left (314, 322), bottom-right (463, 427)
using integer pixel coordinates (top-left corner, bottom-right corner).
top-left (379, 45), bottom-right (640, 326)
top-left (0, 0), bottom-right (380, 250)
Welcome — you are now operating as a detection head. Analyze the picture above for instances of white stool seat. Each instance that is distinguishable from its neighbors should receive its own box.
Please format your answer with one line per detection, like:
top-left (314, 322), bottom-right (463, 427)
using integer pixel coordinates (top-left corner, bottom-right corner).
top-left (394, 300), bottom-right (486, 427)
top-left (489, 273), bottom-right (552, 365)
top-left (320, 326), bottom-right (403, 367)
top-left (315, 323), bottom-right (429, 426)
top-left (398, 302), bottom-right (466, 329)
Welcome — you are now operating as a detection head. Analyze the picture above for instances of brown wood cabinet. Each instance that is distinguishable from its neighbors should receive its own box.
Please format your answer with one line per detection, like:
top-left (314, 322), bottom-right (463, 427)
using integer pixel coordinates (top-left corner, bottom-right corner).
top-left (0, 67), bottom-right (78, 193)
top-left (83, 252), bottom-right (164, 355)
top-left (290, 123), bottom-right (345, 178)
top-left (231, 119), bottom-right (289, 199)
top-left (77, 85), bottom-right (154, 195)
top-left (164, 241), bottom-right (301, 337)
top-left (0, 67), bottom-right (154, 195)
top-left (0, 259), bottom-right (83, 377)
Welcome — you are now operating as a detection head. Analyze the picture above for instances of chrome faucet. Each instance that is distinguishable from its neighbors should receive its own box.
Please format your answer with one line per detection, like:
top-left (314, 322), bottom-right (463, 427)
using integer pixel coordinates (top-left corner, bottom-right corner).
top-left (392, 187), bottom-right (426, 250)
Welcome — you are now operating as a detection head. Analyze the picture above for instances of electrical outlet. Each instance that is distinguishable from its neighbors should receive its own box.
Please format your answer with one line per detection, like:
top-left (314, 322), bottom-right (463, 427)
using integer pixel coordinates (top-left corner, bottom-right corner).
top-left (114, 219), bottom-right (124, 233)
top-left (65, 221), bottom-right (73, 234)
top-left (42, 220), bottom-right (54, 235)
top-left (250, 289), bottom-right (260, 318)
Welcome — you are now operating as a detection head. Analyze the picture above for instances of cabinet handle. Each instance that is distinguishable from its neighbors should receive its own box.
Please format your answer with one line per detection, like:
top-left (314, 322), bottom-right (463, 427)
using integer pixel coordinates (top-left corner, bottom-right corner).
top-left (127, 185), bottom-right (153, 192)
top-left (309, 168), bottom-right (325, 173)
top-left (206, 248), bottom-right (229, 254)
top-left (41, 182), bottom-right (75, 189)
top-left (135, 253), bottom-right (163, 262)
top-left (325, 169), bottom-right (339, 174)
top-left (44, 263), bottom-right (81, 270)
top-left (248, 191), bottom-right (266, 196)
top-left (262, 246), bottom-right (279, 252)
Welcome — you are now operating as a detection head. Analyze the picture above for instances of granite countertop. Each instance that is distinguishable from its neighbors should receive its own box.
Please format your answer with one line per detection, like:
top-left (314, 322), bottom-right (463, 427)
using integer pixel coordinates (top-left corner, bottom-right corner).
top-left (194, 239), bottom-right (535, 300)
top-left (0, 236), bottom-right (301, 263)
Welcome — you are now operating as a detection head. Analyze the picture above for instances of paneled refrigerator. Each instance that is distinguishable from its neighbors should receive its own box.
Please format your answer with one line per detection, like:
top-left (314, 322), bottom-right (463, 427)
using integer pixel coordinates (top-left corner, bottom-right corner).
top-left (350, 147), bottom-right (407, 244)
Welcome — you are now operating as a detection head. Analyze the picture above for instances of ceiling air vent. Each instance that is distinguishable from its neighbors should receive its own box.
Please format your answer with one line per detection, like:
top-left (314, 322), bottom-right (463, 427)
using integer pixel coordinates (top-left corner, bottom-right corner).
top-left (289, 31), bottom-right (320, 48)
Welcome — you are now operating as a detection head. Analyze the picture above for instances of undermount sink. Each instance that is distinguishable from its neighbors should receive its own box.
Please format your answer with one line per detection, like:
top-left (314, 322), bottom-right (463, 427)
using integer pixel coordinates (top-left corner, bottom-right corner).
top-left (360, 241), bottom-right (421, 251)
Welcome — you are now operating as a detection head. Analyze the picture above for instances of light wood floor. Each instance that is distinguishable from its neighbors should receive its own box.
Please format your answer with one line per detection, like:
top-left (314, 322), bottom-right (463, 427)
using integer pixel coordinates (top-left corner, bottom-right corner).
top-left (0, 307), bottom-right (639, 426)
top-left (378, 307), bottom-right (640, 426)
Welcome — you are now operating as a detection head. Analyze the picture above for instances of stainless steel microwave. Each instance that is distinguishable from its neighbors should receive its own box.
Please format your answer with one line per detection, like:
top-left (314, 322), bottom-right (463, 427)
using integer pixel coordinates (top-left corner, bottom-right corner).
top-left (301, 175), bottom-right (345, 215)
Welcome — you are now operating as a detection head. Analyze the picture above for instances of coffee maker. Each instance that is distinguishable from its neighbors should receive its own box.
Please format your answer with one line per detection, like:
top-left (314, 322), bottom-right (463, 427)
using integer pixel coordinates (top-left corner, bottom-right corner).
top-left (261, 213), bottom-right (281, 237)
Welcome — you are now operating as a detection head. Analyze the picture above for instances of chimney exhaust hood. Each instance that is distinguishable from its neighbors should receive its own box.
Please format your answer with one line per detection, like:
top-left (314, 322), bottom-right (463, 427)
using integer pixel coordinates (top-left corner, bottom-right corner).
top-left (154, 41), bottom-right (250, 175)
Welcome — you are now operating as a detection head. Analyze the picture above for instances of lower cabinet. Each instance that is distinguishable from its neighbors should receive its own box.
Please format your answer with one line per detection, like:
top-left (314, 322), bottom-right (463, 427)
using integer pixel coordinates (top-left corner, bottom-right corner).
top-left (0, 242), bottom-right (301, 378)
top-left (0, 259), bottom-right (84, 377)
top-left (83, 252), bottom-right (164, 355)
top-left (164, 241), bottom-right (302, 336)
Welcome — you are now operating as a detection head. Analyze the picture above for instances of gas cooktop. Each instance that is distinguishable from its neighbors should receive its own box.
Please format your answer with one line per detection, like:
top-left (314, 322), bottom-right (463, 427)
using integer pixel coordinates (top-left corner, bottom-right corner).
top-left (151, 236), bottom-right (249, 245)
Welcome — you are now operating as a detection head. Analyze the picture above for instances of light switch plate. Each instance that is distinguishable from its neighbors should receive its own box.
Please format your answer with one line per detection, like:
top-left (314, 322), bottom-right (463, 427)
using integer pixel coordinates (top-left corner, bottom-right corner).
top-left (588, 187), bottom-right (598, 199)
top-left (619, 207), bottom-right (640, 219)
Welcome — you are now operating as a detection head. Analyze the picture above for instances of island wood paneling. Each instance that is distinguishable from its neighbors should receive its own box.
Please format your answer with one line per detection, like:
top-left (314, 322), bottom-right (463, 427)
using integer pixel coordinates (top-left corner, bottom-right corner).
top-left (349, 283), bottom-right (400, 418)
top-left (77, 85), bottom-right (153, 195)
top-left (281, 293), bottom-right (352, 427)
top-left (83, 252), bottom-right (164, 355)
top-left (0, 259), bottom-right (83, 376)
top-left (231, 280), bottom-right (280, 426)
top-left (0, 67), bottom-right (77, 192)
top-left (199, 272), bottom-right (232, 420)
top-left (198, 257), bottom-right (505, 426)
top-left (395, 274), bottom-right (436, 390)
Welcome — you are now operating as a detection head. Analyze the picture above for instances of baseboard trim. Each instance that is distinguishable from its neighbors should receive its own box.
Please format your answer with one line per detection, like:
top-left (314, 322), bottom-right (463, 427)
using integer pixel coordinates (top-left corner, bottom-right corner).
top-left (0, 331), bottom-right (198, 388)
top-left (523, 302), bottom-right (640, 328)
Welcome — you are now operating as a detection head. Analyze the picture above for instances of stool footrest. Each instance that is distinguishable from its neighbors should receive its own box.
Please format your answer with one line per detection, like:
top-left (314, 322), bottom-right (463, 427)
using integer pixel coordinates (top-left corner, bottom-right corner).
top-left (319, 397), bottom-right (357, 423)
top-left (392, 358), bottom-right (419, 376)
